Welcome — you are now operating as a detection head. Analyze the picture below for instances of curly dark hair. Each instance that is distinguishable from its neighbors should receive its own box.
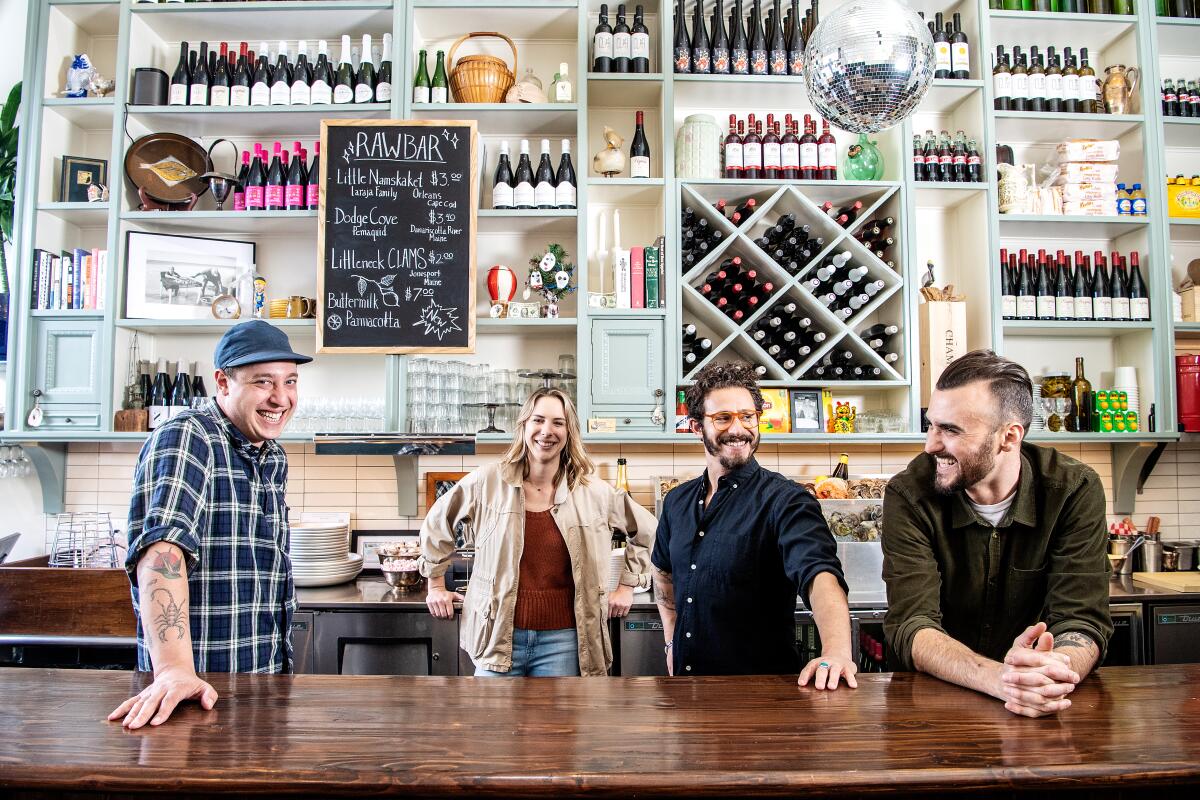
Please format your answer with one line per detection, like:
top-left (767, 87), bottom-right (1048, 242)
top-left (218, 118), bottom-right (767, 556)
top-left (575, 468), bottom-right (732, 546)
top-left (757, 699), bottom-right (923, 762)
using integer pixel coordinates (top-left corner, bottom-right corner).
top-left (685, 362), bottom-right (765, 425)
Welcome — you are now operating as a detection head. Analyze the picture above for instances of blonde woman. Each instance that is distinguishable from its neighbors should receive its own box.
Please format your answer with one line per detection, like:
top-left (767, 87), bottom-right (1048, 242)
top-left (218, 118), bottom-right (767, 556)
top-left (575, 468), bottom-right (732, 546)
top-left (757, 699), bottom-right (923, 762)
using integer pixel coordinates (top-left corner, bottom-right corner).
top-left (420, 387), bottom-right (655, 677)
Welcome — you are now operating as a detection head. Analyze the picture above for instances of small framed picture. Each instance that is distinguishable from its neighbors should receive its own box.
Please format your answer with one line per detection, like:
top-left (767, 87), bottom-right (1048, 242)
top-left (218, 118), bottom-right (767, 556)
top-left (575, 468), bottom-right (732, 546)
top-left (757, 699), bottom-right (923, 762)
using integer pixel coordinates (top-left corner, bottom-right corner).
top-left (59, 155), bottom-right (107, 203)
top-left (353, 532), bottom-right (418, 570)
top-left (790, 389), bottom-right (823, 432)
top-left (124, 230), bottom-right (256, 320)
top-left (426, 471), bottom-right (468, 511)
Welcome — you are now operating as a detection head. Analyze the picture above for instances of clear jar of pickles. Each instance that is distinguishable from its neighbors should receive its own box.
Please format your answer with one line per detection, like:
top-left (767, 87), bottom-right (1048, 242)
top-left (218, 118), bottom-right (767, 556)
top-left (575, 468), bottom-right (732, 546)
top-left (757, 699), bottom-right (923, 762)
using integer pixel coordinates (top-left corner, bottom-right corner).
top-left (1040, 372), bottom-right (1072, 432)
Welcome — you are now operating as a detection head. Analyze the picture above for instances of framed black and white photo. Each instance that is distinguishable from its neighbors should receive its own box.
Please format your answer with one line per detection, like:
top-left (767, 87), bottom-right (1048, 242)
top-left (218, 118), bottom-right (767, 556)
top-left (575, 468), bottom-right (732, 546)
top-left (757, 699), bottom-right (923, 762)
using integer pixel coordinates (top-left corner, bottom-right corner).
top-left (59, 155), bottom-right (107, 203)
top-left (124, 230), bottom-right (255, 320)
top-left (790, 389), bottom-right (823, 432)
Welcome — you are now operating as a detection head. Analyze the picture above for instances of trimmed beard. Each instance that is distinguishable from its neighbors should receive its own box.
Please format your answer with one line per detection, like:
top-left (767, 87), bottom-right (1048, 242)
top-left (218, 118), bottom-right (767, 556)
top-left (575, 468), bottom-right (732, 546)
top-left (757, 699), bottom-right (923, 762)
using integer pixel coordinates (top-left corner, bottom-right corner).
top-left (702, 426), bottom-right (759, 471)
top-left (932, 436), bottom-right (998, 496)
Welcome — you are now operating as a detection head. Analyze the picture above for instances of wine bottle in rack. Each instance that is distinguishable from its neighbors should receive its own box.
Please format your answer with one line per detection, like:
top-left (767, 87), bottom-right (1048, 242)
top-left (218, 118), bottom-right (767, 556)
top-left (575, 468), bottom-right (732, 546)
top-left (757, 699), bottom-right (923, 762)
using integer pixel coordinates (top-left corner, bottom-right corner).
top-left (307, 141), bottom-right (321, 211)
top-left (376, 33), bottom-right (393, 101)
top-left (614, 3), bottom-right (632, 72)
top-left (555, 140), bottom-right (577, 210)
top-left (632, 5), bottom-right (652, 73)
top-left (711, 0), bottom-right (731, 73)
top-left (335, 35), bottom-right (355, 103)
top-left (596, 3), bottom-right (615, 72)
top-left (731, 0), bottom-right (749, 74)
top-left (749, 0), bottom-right (768, 75)
top-left (691, 0), bottom-right (712, 73)
top-left (769, 0), bottom-right (787, 74)
top-left (269, 41), bottom-right (290, 105)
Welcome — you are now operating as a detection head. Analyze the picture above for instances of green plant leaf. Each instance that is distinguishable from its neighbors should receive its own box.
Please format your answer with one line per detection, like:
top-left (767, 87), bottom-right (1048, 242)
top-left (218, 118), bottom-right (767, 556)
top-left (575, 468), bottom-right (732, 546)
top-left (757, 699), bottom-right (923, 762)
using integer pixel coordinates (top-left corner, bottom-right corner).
top-left (0, 82), bottom-right (22, 133)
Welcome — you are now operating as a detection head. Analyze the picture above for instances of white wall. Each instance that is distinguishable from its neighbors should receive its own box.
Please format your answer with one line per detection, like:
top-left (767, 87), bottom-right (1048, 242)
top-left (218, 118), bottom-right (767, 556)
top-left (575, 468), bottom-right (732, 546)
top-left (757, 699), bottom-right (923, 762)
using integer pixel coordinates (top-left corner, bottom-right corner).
top-left (0, 0), bottom-right (47, 561)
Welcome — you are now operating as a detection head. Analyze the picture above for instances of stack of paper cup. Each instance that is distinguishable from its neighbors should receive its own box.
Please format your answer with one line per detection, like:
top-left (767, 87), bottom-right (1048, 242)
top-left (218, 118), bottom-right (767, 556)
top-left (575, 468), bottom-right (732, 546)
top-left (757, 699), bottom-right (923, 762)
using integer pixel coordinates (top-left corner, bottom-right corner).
top-left (1114, 366), bottom-right (1139, 418)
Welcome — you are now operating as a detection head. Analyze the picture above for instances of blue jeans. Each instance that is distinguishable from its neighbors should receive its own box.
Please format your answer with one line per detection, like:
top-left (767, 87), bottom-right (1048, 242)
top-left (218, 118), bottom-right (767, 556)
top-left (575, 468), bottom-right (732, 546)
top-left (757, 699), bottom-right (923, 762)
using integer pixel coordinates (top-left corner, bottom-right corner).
top-left (474, 627), bottom-right (580, 677)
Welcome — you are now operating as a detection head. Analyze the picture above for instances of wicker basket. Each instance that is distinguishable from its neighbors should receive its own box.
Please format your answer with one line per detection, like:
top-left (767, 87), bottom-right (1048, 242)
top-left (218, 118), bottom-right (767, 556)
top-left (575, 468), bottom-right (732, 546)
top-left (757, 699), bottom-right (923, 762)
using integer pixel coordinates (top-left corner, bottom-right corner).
top-left (448, 31), bottom-right (517, 104)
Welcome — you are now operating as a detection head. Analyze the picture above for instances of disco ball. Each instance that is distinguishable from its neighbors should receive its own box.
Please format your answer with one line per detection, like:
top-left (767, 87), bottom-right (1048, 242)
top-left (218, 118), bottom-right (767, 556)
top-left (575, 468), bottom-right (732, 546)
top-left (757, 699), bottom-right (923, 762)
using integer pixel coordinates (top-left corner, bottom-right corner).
top-left (804, 0), bottom-right (935, 134)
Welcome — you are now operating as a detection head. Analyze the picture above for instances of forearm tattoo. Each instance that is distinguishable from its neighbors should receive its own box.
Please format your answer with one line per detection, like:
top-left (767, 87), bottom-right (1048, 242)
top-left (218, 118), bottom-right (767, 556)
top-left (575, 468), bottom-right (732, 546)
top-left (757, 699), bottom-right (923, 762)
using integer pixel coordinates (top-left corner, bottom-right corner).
top-left (653, 566), bottom-right (674, 609)
top-left (152, 587), bottom-right (187, 643)
top-left (147, 548), bottom-right (183, 580)
top-left (1053, 631), bottom-right (1097, 651)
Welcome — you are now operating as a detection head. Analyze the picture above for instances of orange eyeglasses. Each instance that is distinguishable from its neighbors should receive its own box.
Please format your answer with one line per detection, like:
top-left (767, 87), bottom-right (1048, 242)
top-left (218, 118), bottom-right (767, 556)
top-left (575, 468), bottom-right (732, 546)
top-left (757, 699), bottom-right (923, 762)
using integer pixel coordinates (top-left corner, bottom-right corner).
top-left (703, 410), bottom-right (761, 431)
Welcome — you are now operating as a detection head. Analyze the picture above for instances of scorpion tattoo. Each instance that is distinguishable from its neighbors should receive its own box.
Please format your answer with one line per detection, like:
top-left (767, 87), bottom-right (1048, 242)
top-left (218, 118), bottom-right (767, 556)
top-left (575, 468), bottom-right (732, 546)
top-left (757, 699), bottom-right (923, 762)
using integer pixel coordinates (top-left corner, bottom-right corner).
top-left (152, 587), bottom-right (186, 643)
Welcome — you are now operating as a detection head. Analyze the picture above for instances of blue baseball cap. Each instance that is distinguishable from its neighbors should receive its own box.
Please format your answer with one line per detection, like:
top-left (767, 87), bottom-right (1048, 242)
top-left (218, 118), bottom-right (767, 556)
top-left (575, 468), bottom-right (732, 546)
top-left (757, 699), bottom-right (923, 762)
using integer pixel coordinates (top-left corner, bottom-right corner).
top-left (214, 320), bottom-right (314, 370)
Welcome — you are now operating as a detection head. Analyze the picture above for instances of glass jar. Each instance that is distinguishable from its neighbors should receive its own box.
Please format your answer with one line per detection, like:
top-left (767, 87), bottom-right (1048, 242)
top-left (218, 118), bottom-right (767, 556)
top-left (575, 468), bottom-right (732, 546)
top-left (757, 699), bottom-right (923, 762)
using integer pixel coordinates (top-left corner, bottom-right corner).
top-left (1040, 372), bottom-right (1072, 432)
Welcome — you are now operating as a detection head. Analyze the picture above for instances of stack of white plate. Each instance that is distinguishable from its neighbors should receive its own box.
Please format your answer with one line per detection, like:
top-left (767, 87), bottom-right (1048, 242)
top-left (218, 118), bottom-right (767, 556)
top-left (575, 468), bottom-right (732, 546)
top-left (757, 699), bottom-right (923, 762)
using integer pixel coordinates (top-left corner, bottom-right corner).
top-left (1115, 366), bottom-right (1139, 418)
top-left (289, 519), bottom-right (362, 587)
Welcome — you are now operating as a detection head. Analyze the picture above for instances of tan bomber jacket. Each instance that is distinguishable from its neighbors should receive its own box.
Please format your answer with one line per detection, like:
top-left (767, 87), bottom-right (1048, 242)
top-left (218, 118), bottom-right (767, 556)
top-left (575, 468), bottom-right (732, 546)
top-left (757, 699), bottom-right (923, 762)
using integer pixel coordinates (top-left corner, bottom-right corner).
top-left (418, 462), bottom-right (656, 676)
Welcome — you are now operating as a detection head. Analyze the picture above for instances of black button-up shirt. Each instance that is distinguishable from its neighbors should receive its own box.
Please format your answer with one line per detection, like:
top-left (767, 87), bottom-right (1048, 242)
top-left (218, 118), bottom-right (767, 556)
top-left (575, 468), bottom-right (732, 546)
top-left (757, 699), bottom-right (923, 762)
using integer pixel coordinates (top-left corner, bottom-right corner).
top-left (652, 458), bottom-right (847, 676)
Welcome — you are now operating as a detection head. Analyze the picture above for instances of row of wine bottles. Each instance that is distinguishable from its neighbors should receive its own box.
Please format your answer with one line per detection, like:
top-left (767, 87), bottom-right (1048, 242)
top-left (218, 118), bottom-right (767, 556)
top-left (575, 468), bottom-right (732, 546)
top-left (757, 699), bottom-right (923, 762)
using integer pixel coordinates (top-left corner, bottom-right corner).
top-left (232, 141), bottom-right (321, 212)
top-left (169, 36), bottom-right (390, 107)
top-left (750, 306), bottom-right (827, 371)
top-left (681, 324), bottom-right (714, 367)
top-left (696, 258), bottom-right (775, 322)
top-left (493, 139), bottom-right (577, 210)
top-left (987, 2), bottom-right (1135, 12)
top-left (142, 360), bottom-right (209, 431)
top-left (999, 248), bottom-right (1150, 322)
top-left (991, 45), bottom-right (1105, 113)
top-left (912, 130), bottom-right (984, 183)
top-left (672, 0), bottom-right (815, 76)
top-left (722, 113), bottom-right (837, 180)
top-left (593, 3), bottom-right (653, 73)
top-left (1162, 79), bottom-right (1200, 117)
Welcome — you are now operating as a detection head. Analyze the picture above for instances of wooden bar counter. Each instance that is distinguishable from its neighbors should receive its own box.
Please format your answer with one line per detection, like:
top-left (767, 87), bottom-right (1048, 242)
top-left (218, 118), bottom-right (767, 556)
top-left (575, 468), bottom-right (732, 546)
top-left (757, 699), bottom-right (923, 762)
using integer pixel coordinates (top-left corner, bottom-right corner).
top-left (2, 665), bottom-right (1199, 798)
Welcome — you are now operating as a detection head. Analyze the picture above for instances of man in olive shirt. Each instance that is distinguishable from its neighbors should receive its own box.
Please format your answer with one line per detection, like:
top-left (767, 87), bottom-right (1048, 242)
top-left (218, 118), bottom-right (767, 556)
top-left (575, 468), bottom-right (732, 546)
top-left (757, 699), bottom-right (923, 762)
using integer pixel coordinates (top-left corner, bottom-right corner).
top-left (883, 350), bottom-right (1112, 718)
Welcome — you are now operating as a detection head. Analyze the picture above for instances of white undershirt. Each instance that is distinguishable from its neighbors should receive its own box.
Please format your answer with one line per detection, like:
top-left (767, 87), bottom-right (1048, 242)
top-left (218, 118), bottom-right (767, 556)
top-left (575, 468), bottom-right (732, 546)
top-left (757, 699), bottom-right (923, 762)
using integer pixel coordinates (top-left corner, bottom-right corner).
top-left (968, 492), bottom-right (1016, 527)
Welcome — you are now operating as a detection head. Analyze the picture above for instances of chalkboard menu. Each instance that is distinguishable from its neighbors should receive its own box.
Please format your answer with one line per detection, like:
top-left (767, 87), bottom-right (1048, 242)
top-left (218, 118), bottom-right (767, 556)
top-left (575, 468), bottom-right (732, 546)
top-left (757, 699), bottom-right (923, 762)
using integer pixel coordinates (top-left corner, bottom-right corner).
top-left (317, 119), bottom-right (478, 353)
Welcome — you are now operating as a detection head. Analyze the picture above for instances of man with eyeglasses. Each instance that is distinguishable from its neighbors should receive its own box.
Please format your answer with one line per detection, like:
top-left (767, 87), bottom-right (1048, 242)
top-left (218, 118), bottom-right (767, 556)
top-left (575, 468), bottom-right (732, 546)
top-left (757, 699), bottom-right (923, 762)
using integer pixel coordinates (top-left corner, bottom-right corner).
top-left (651, 362), bottom-right (856, 686)
top-left (882, 350), bottom-right (1112, 718)
top-left (109, 321), bottom-right (310, 729)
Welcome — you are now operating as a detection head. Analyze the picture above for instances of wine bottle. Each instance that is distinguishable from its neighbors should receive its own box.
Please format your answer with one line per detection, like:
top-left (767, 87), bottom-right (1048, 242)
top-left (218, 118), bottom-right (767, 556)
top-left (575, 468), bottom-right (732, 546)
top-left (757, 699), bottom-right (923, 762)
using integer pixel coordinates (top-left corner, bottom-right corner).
top-left (190, 41), bottom-right (210, 105)
top-left (270, 40), bottom-right (291, 105)
top-left (1072, 249), bottom-right (1093, 320)
top-left (762, 114), bottom-right (781, 179)
top-left (724, 113), bottom-right (743, 177)
top-left (265, 141), bottom-right (285, 211)
top-left (950, 12), bottom-right (970, 79)
top-left (780, 114), bottom-right (799, 179)
top-left (630, 110), bottom-right (651, 177)
top-left (1068, 357), bottom-right (1092, 433)
top-left (769, 0), bottom-right (787, 74)
top-left (534, 139), bottom-right (557, 209)
top-left (690, 0), bottom-right (711, 73)
top-left (730, 0), bottom-right (749, 74)
top-left (286, 140), bottom-right (306, 211)
top-left (1078, 47), bottom-right (1098, 114)
top-left (932, 12), bottom-right (950, 80)
top-left (1000, 250), bottom-right (1016, 319)
top-left (749, 0), bottom-right (768, 75)
top-left (1091, 251), bottom-right (1112, 320)
top-left (148, 359), bottom-right (171, 430)
top-left (1027, 46), bottom-right (1046, 113)
top-left (817, 119), bottom-right (837, 180)
top-left (251, 41), bottom-right (271, 106)
top-left (1054, 252), bottom-right (1074, 320)
top-left (493, 140), bottom-right (515, 210)
top-left (412, 48), bottom-right (430, 103)
top-left (799, 114), bottom-right (817, 180)
top-left (376, 33), bottom-right (393, 102)
top-left (355, 35), bottom-right (376, 103)
top-left (1110, 251), bottom-right (1130, 320)
top-left (334, 35), bottom-right (355, 104)
top-left (244, 145), bottom-right (266, 211)
top-left (596, 3), bottom-right (615, 72)
top-left (170, 361), bottom-right (193, 419)
top-left (1128, 252), bottom-right (1150, 321)
top-left (632, 4), bottom-right (651, 73)
top-left (306, 141), bottom-right (321, 211)
top-left (514, 139), bottom-right (535, 209)
top-left (614, 3), bottom-right (632, 72)
top-left (787, 0), bottom-right (803, 74)
top-left (1061, 47), bottom-right (1078, 113)
top-left (432, 50), bottom-right (449, 103)
top-left (993, 46), bottom-right (1011, 111)
top-left (1015, 253), bottom-right (1036, 320)
top-left (230, 42), bottom-right (251, 107)
top-left (169, 41), bottom-right (190, 105)
top-left (1044, 46), bottom-right (1062, 114)
top-left (310, 40), bottom-right (333, 105)
top-left (555, 139), bottom-right (577, 209)
top-left (191, 363), bottom-right (208, 402)
top-left (1010, 46), bottom-right (1028, 112)
top-left (289, 40), bottom-right (311, 105)
top-left (233, 150), bottom-right (249, 212)
top-left (742, 113), bottom-right (761, 179)
top-left (673, 0), bottom-right (691, 73)
top-left (711, 0), bottom-right (730, 73)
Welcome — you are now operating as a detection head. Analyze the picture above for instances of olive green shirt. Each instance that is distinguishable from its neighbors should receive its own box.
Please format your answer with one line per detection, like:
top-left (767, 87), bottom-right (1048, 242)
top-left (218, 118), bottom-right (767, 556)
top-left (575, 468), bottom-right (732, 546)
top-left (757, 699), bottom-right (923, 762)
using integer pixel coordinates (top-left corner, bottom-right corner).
top-left (882, 442), bottom-right (1112, 671)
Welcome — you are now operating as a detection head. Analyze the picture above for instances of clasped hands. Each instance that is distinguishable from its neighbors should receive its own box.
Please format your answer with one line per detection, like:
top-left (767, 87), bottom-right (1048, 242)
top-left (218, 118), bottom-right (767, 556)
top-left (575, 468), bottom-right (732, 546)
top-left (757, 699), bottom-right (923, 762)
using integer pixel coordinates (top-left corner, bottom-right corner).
top-left (997, 621), bottom-right (1081, 718)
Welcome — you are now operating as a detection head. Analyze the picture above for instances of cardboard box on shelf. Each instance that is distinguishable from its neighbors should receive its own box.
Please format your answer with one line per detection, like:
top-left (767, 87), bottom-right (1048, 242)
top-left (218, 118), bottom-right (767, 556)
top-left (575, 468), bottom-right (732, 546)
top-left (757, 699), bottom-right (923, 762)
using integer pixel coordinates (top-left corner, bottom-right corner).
top-left (1182, 287), bottom-right (1200, 322)
top-left (758, 388), bottom-right (791, 434)
top-left (918, 300), bottom-right (967, 407)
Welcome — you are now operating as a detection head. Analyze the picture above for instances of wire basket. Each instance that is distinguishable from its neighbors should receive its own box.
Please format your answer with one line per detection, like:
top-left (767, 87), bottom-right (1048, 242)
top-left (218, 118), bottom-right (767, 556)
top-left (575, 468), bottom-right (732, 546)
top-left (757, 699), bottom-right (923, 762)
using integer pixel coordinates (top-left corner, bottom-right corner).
top-left (47, 512), bottom-right (119, 568)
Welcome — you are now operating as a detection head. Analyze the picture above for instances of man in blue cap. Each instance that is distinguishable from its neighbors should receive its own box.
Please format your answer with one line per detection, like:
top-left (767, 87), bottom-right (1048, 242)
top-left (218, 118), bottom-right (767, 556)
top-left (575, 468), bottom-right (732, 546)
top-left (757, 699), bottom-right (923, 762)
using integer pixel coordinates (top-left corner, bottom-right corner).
top-left (110, 321), bottom-right (312, 729)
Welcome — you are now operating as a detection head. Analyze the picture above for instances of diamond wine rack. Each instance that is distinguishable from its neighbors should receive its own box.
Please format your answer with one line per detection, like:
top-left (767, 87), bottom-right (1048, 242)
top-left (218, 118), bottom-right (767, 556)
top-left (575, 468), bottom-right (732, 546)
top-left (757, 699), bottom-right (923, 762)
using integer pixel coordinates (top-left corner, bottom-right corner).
top-left (679, 181), bottom-right (907, 386)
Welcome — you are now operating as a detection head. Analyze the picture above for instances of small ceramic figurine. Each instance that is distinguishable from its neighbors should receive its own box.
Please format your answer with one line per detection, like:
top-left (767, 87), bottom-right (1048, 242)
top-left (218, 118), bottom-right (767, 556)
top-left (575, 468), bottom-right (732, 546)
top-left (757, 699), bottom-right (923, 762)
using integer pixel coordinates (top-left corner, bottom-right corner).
top-left (63, 54), bottom-right (96, 98)
top-left (592, 126), bottom-right (626, 177)
top-left (87, 72), bottom-right (115, 98)
top-left (253, 275), bottom-right (267, 319)
top-left (832, 402), bottom-right (857, 434)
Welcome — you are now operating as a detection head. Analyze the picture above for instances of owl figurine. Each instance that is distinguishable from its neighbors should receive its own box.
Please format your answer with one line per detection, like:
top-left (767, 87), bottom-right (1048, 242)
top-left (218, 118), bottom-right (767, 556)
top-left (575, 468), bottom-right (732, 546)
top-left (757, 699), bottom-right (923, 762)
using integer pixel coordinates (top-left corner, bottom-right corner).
top-left (592, 126), bottom-right (626, 177)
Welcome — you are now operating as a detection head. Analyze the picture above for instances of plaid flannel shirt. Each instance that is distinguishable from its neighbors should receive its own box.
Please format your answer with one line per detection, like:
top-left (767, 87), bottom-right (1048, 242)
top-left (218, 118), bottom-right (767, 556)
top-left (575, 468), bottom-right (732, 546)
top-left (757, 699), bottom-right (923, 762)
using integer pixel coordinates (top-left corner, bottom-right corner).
top-left (125, 399), bottom-right (295, 674)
